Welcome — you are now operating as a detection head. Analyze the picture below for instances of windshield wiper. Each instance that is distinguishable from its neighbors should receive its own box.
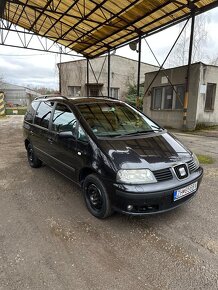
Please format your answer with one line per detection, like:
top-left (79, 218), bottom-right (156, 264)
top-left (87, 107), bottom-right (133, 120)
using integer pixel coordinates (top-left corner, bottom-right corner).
top-left (122, 129), bottom-right (162, 136)
top-left (97, 133), bottom-right (123, 138)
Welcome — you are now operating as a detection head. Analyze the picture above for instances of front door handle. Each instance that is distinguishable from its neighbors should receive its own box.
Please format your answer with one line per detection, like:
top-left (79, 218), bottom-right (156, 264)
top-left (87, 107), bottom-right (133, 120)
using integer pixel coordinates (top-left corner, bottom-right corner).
top-left (48, 138), bottom-right (53, 144)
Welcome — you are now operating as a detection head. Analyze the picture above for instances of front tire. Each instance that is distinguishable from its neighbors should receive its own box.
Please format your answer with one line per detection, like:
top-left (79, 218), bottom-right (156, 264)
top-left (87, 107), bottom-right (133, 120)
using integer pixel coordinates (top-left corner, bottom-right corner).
top-left (83, 174), bottom-right (113, 219)
top-left (27, 143), bottom-right (42, 168)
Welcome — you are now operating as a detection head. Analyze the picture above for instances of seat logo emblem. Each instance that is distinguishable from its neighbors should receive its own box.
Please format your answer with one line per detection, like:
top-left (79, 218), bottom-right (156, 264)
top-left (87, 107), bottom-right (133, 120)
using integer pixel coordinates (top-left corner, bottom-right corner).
top-left (179, 167), bottom-right (186, 177)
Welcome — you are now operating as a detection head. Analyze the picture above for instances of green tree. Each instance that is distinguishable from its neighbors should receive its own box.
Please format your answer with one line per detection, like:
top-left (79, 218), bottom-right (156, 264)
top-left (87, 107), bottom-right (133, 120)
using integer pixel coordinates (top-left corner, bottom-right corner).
top-left (125, 84), bottom-right (143, 110)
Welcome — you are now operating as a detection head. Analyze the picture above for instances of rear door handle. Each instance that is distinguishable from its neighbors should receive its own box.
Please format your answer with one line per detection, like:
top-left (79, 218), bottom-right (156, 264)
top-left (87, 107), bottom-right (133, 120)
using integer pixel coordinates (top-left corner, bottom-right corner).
top-left (30, 130), bottom-right (34, 135)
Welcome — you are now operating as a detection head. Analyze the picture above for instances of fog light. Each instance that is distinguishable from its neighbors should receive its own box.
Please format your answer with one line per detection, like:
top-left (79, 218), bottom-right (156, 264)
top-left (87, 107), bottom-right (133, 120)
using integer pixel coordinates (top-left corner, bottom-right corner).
top-left (127, 205), bottom-right (133, 211)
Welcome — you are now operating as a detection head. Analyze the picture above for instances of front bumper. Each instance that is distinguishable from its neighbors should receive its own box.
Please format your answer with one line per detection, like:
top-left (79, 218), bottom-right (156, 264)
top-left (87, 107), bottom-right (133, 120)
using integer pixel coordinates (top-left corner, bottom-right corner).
top-left (108, 167), bottom-right (203, 215)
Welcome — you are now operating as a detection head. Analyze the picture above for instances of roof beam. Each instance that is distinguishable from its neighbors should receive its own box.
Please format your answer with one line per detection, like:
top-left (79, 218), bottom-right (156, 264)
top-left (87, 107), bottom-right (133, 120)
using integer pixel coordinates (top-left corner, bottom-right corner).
top-left (78, 0), bottom-right (183, 54)
top-left (42, 0), bottom-right (80, 37)
top-left (65, 0), bottom-right (140, 49)
top-left (55, 0), bottom-right (109, 42)
top-left (29, 0), bottom-right (54, 31)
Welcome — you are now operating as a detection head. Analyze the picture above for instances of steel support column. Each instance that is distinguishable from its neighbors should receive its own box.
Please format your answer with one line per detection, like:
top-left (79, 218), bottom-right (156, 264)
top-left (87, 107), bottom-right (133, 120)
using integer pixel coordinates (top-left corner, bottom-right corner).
top-left (59, 47), bottom-right (62, 94)
top-left (136, 34), bottom-right (142, 108)
top-left (183, 10), bottom-right (195, 129)
top-left (87, 58), bottom-right (89, 97)
top-left (108, 51), bottom-right (111, 97)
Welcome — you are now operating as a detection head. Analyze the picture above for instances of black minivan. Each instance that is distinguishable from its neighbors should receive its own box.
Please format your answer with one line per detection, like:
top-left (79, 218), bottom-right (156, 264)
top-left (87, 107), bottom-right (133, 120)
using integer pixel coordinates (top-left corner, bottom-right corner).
top-left (23, 96), bottom-right (203, 218)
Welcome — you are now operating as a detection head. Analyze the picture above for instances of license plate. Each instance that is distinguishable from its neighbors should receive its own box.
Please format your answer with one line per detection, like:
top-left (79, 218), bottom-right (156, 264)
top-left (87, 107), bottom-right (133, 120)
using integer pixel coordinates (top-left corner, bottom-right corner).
top-left (173, 182), bottom-right (198, 201)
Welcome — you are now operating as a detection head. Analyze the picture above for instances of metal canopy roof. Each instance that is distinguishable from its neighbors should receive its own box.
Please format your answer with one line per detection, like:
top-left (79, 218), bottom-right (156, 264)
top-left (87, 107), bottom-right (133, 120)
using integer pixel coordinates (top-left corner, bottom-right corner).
top-left (1, 0), bottom-right (218, 58)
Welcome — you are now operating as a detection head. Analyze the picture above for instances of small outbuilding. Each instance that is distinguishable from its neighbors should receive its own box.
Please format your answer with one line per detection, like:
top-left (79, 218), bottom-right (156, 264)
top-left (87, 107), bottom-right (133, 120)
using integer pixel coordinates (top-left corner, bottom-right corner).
top-left (0, 81), bottom-right (41, 106)
top-left (144, 62), bottom-right (218, 130)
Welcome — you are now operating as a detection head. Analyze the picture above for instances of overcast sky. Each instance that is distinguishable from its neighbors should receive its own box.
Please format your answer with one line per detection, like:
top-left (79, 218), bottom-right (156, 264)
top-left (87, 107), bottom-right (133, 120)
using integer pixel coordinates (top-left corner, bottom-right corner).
top-left (0, 7), bottom-right (218, 90)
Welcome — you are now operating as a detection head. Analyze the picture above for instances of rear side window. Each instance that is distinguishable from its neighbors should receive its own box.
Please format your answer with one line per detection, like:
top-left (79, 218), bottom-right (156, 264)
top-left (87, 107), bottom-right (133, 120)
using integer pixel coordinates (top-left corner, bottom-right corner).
top-left (34, 101), bottom-right (54, 129)
top-left (24, 101), bottom-right (39, 123)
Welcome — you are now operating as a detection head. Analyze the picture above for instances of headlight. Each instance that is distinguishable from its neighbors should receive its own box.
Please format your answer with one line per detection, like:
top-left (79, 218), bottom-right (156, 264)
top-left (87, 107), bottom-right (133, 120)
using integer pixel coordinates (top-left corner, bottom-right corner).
top-left (116, 169), bottom-right (157, 184)
top-left (192, 153), bottom-right (200, 169)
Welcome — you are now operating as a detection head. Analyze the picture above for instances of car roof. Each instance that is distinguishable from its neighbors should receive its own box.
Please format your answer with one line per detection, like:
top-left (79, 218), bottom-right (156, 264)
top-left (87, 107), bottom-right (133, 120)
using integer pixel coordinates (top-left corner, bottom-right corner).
top-left (34, 95), bottom-right (123, 105)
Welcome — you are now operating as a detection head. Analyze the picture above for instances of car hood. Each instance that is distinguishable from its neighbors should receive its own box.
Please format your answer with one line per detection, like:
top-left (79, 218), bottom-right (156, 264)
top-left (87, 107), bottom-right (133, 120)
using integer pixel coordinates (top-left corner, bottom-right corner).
top-left (98, 132), bottom-right (192, 171)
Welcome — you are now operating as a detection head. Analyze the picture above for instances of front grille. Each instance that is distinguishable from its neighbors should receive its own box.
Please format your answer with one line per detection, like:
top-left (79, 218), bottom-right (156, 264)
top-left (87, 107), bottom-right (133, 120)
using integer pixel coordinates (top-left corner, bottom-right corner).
top-left (174, 164), bottom-right (189, 179)
top-left (187, 159), bottom-right (198, 173)
top-left (153, 168), bottom-right (173, 182)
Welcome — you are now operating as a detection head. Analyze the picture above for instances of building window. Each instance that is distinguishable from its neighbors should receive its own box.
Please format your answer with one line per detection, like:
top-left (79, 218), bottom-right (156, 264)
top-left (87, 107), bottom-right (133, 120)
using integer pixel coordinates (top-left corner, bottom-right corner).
top-left (110, 88), bottom-right (119, 99)
top-left (89, 85), bottom-right (100, 96)
top-left (68, 86), bottom-right (81, 97)
top-left (163, 86), bottom-right (173, 109)
top-left (153, 87), bottom-right (162, 109)
top-left (205, 83), bottom-right (216, 111)
top-left (151, 85), bottom-right (185, 110)
top-left (175, 85), bottom-right (185, 109)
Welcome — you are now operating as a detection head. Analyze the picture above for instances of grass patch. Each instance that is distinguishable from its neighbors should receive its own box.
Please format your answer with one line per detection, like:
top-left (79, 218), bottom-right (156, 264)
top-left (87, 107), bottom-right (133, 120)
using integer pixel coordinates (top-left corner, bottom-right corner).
top-left (195, 123), bottom-right (218, 131)
top-left (5, 107), bottom-right (27, 115)
top-left (196, 154), bottom-right (214, 164)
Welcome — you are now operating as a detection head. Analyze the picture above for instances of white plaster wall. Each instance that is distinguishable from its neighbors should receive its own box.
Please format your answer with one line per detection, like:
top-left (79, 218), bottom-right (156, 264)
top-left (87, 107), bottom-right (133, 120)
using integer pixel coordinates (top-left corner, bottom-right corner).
top-left (196, 64), bottom-right (218, 125)
top-left (59, 55), bottom-right (158, 99)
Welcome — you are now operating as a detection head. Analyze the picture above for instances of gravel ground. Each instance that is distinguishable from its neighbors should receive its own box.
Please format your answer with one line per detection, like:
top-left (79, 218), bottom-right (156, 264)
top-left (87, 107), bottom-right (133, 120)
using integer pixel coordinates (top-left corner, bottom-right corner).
top-left (0, 116), bottom-right (218, 290)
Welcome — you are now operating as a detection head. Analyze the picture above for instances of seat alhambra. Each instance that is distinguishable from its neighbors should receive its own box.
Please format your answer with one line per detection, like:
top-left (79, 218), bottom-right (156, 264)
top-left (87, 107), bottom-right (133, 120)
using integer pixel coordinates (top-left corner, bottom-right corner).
top-left (23, 96), bottom-right (203, 218)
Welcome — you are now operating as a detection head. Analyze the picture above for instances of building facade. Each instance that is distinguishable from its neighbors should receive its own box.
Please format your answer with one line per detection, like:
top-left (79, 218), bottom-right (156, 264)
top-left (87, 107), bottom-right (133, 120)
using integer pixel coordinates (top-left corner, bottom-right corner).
top-left (58, 55), bottom-right (158, 100)
top-left (143, 62), bottom-right (218, 130)
top-left (0, 82), bottom-right (41, 106)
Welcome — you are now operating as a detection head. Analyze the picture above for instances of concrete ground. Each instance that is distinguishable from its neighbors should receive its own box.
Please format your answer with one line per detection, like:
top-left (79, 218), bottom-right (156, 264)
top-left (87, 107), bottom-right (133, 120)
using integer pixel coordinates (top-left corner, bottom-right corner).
top-left (0, 116), bottom-right (218, 290)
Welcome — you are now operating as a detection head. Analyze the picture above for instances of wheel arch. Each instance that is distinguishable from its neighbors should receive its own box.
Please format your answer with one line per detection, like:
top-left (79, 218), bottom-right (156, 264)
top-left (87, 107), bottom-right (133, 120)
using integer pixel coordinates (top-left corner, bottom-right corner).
top-left (24, 139), bottom-right (30, 150)
top-left (79, 167), bottom-right (98, 185)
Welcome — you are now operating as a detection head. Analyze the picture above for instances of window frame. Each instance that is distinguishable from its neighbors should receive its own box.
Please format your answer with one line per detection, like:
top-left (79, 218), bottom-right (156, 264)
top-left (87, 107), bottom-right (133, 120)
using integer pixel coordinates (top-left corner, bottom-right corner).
top-left (204, 82), bottom-right (216, 112)
top-left (33, 101), bottom-right (55, 129)
top-left (110, 87), bottom-right (119, 99)
top-left (50, 102), bottom-right (89, 143)
top-left (25, 100), bottom-right (40, 124)
top-left (68, 86), bottom-right (81, 97)
top-left (151, 84), bottom-right (185, 111)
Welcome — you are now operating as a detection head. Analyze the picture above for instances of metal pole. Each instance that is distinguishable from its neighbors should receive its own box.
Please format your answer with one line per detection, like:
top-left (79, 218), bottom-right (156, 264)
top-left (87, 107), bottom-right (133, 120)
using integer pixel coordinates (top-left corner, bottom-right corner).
top-left (108, 50), bottom-right (110, 97)
top-left (87, 58), bottom-right (89, 97)
top-left (59, 47), bottom-right (62, 94)
top-left (183, 11), bottom-right (195, 129)
top-left (136, 34), bottom-right (142, 108)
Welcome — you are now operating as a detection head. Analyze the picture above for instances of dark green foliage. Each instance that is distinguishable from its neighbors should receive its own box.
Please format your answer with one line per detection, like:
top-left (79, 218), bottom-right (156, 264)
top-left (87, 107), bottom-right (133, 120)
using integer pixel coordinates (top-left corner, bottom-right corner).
top-left (125, 84), bottom-right (143, 111)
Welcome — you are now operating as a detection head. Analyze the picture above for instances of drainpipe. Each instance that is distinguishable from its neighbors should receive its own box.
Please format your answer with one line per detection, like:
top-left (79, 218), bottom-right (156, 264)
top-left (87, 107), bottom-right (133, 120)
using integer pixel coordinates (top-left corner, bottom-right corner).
top-left (183, 10), bottom-right (195, 130)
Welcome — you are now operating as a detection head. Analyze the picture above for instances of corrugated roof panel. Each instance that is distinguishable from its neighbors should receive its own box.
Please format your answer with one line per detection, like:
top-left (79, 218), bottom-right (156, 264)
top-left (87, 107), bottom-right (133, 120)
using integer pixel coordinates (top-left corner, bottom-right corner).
top-left (1, 0), bottom-right (218, 58)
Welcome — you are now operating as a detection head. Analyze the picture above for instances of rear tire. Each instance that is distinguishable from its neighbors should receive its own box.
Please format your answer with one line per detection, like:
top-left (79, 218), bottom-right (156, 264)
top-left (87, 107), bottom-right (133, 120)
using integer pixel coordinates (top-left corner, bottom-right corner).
top-left (83, 174), bottom-right (113, 219)
top-left (27, 143), bottom-right (42, 168)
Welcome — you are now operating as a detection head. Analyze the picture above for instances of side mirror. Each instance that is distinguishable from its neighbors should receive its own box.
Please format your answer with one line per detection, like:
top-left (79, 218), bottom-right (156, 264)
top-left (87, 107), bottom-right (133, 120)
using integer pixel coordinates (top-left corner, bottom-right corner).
top-left (58, 131), bottom-right (74, 139)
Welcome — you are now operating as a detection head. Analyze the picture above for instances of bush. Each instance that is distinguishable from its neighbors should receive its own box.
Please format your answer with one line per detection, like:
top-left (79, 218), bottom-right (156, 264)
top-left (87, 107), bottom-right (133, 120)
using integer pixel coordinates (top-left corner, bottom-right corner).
top-left (125, 84), bottom-right (143, 110)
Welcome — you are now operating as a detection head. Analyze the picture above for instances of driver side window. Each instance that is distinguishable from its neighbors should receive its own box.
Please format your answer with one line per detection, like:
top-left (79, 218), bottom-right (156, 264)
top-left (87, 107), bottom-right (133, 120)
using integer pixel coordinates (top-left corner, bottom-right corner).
top-left (52, 103), bottom-right (77, 135)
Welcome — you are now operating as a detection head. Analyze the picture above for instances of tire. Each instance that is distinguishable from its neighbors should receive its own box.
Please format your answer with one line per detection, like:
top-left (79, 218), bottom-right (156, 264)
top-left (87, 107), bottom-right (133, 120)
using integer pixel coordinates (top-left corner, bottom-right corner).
top-left (27, 143), bottom-right (42, 168)
top-left (83, 174), bottom-right (113, 219)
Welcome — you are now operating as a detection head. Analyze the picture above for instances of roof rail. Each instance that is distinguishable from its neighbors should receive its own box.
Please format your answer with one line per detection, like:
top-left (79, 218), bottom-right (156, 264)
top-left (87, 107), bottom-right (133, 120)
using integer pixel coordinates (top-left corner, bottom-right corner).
top-left (34, 94), bottom-right (68, 101)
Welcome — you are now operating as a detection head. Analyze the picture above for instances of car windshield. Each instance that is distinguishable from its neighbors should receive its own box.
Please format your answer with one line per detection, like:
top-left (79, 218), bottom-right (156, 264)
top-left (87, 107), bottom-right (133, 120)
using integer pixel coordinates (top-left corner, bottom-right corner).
top-left (77, 102), bottom-right (162, 137)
